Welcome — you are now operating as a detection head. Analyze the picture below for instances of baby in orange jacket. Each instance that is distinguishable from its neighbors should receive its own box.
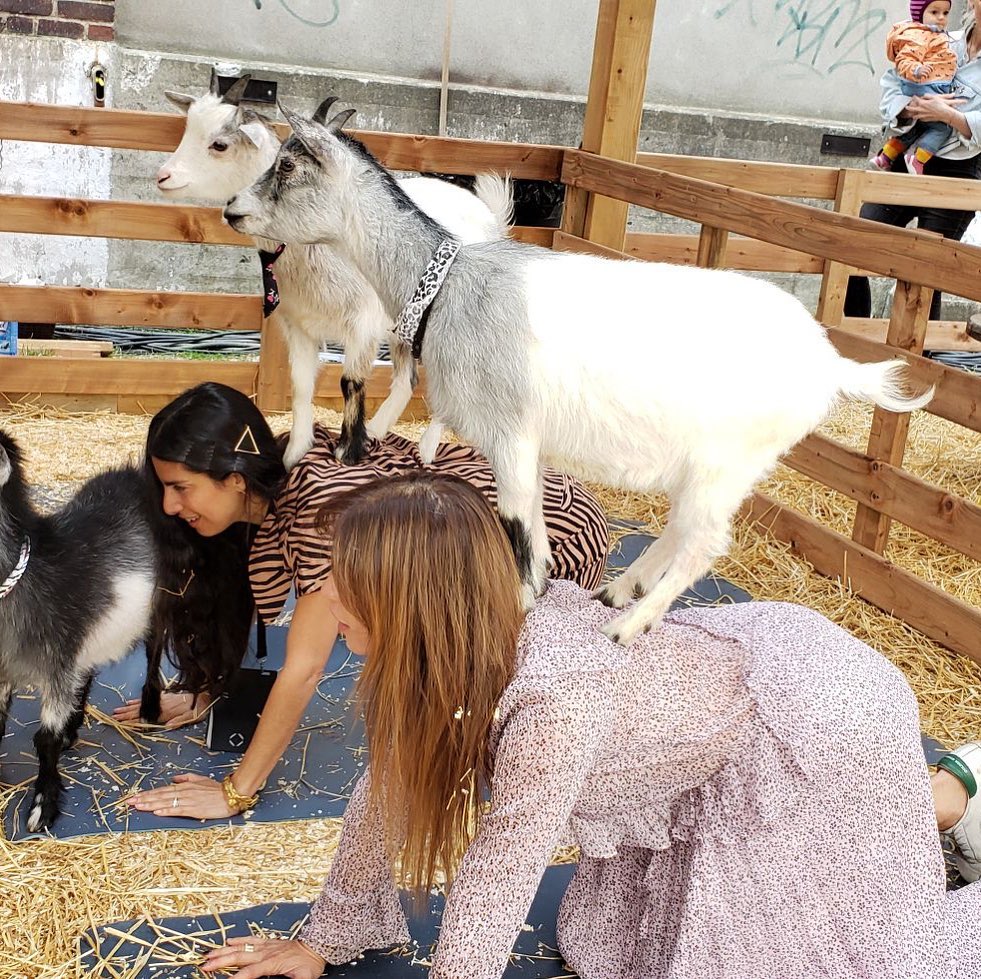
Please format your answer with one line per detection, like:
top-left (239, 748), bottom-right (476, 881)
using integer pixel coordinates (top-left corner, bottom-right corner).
top-left (873, 0), bottom-right (957, 174)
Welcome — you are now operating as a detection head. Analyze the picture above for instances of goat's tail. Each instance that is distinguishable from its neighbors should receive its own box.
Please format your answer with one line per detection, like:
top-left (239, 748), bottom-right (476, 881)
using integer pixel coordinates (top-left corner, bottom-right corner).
top-left (474, 172), bottom-right (514, 239)
top-left (837, 357), bottom-right (935, 413)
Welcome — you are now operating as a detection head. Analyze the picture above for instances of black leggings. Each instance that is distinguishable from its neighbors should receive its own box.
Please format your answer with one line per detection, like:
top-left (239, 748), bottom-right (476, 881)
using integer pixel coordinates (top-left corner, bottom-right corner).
top-left (843, 152), bottom-right (981, 319)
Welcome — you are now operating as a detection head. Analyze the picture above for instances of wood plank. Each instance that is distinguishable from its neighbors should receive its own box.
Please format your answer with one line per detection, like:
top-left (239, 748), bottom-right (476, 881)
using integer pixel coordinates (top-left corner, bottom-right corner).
top-left (561, 150), bottom-right (981, 303)
top-left (0, 101), bottom-right (564, 180)
top-left (256, 314), bottom-right (291, 412)
top-left (852, 280), bottom-right (931, 552)
top-left (560, 0), bottom-right (622, 240)
top-left (0, 356), bottom-right (419, 402)
top-left (741, 491), bottom-right (981, 664)
top-left (858, 167), bottom-right (981, 211)
top-left (17, 338), bottom-right (112, 358)
top-left (580, 0), bottom-right (657, 251)
top-left (552, 230), bottom-right (630, 259)
top-left (695, 225), bottom-right (728, 268)
top-left (787, 432), bottom-right (981, 563)
top-left (624, 233), bottom-right (824, 272)
top-left (826, 327), bottom-right (981, 434)
top-left (0, 284), bottom-right (263, 331)
top-left (839, 316), bottom-right (981, 353)
top-left (0, 195), bottom-right (250, 246)
top-left (636, 153), bottom-right (839, 199)
top-left (358, 132), bottom-right (563, 180)
top-left (0, 357), bottom-right (257, 395)
top-left (816, 168), bottom-right (864, 327)
top-left (511, 226), bottom-right (555, 247)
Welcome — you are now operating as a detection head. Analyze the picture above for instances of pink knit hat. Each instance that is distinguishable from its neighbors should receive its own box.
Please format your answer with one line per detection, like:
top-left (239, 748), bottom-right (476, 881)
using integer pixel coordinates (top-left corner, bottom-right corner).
top-left (909, 0), bottom-right (950, 20)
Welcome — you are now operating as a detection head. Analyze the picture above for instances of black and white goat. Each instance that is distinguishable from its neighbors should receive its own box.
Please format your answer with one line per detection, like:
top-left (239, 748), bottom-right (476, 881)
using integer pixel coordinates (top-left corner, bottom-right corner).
top-left (0, 432), bottom-right (157, 832)
top-left (157, 76), bottom-right (512, 467)
top-left (223, 105), bottom-right (934, 646)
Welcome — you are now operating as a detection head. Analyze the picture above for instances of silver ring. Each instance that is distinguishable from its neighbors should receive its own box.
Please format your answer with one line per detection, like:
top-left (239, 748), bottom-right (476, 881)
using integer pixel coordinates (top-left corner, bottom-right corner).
top-left (171, 794), bottom-right (179, 809)
top-left (244, 943), bottom-right (256, 953)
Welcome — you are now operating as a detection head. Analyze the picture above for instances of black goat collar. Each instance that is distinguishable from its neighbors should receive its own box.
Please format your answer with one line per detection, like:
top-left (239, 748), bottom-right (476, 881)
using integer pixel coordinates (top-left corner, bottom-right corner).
top-left (0, 536), bottom-right (30, 600)
top-left (392, 239), bottom-right (460, 360)
top-left (258, 244), bottom-right (286, 317)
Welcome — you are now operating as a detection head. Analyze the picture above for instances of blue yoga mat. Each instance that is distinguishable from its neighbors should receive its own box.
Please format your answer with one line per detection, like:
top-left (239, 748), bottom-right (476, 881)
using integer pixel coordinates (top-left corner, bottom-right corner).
top-left (82, 863), bottom-right (579, 978)
top-left (0, 620), bottom-right (366, 840)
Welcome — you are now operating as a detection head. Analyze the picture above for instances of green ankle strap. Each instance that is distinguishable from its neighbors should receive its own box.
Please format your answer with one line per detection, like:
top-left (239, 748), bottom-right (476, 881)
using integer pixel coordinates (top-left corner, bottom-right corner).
top-left (938, 754), bottom-right (978, 799)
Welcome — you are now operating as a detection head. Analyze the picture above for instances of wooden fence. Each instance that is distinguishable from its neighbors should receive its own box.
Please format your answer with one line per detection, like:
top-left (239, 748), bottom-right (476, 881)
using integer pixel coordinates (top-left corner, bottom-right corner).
top-left (3, 99), bottom-right (981, 663)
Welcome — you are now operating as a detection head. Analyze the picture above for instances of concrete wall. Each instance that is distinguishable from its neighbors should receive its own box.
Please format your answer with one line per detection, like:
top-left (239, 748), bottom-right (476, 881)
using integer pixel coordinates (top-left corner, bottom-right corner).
top-left (1, 2), bottom-right (978, 320)
top-left (115, 0), bottom-right (961, 125)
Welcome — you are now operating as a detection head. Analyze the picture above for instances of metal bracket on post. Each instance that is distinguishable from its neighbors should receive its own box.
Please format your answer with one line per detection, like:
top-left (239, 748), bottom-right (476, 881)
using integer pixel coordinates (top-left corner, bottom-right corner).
top-left (88, 62), bottom-right (107, 108)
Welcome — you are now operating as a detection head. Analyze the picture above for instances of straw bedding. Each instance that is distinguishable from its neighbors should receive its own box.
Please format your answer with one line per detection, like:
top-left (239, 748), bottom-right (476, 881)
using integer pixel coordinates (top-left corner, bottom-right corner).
top-left (0, 396), bottom-right (979, 976)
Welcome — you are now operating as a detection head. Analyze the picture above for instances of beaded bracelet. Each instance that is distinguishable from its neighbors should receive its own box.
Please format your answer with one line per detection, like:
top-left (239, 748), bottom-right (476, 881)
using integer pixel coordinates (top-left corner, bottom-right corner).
top-left (222, 775), bottom-right (260, 813)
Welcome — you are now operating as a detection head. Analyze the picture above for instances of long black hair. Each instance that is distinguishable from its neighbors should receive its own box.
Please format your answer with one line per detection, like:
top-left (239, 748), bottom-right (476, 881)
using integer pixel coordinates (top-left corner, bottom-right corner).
top-left (144, 382), bottom-right (288, 698)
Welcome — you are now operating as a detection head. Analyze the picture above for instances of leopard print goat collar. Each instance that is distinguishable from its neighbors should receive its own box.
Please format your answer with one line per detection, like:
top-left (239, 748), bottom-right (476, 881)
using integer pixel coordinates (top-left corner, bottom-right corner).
top-left (392, 238), bottom-right (461, 360)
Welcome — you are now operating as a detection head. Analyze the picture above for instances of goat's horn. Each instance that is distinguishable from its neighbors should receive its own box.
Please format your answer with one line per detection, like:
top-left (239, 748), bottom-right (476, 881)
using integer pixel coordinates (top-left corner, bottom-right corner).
top-left (222, 74), bottom-right (253, 106)
top-left (327, 108), bottom-right (356, 134)
top-left (209, 70), bottom-right (221, 96)
top-left (312, 97), bottom-right (339, 125)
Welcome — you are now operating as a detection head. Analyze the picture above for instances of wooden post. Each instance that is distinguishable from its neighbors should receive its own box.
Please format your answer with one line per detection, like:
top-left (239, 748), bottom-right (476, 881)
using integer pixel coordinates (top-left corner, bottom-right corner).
top-left (851, 279), bottom-right (932, 553)
top-left (255, 311), bottom-right (291, 412)
top-left (695, 225), bottom-right (729, 268)
top-left (559, 0), bottom-right (656, 250)
top-left (816, 168), bottom-right (865, 326)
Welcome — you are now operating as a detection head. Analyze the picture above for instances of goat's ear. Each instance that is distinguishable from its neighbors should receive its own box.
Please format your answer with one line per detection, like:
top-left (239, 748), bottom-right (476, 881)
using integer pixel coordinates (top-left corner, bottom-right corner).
top-left (164, 90), bottom-right (196, 113)
top-left (279, 102), bottom-right (335, 162)
top-left (222, 74), bottom-right (253, 106)
top-left (239, 121), bottom-right (269, 147)
top-left (0, 441), bottom-right (10, 490)
top-left (326, 108), bottom-right (356, 134)
top-left (312, 96), bottom-right (339, 125)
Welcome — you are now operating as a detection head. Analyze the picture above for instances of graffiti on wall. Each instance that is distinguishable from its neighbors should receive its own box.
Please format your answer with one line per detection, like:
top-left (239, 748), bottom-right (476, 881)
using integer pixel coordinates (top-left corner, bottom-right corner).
top-left (714, 0), bottom-right (887, 76)
top-left (251, 0), bottom-right (341, 28)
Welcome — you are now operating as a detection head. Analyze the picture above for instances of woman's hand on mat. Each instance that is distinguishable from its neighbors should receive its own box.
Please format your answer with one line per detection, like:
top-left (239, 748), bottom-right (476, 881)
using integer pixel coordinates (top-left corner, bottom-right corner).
top-left (113, 691), bottom-right (212, 729)
top-left (127, 773), bottom-right (236, 819)
top-left (905, 93), bottom-right (966, 124)
top-left (201, 936), bottom-right (326, 978)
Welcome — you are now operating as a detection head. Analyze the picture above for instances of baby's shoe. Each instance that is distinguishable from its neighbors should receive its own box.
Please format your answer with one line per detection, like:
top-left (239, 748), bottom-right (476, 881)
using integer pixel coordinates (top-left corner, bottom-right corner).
top-left (870, 151), bottom-right (894, 170)
top-left (939, 742), bottom-right (981, 881)
top-left (904, 151), bottom-right (927, 176)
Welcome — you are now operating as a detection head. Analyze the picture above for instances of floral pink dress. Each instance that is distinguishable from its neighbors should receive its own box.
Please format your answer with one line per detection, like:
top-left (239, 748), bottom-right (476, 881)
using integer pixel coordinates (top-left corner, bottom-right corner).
top-left (299, 579), bottom-right (981, 978)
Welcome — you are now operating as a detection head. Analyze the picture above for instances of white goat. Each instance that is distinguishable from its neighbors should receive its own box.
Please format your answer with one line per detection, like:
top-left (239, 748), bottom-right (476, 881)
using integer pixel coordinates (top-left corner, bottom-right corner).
top-left (157, 76), bottom-right (512, 467)
top-left (224, 104), bottom-right (935, 646)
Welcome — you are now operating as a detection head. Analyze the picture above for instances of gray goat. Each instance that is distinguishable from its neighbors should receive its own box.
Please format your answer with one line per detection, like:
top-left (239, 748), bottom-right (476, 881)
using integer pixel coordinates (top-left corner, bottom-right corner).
top-left (223, 104), bottom-right (933, 646)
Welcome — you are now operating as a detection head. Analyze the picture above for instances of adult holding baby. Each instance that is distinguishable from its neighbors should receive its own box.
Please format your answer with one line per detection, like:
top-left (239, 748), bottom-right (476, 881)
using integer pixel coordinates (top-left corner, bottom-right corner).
top-left (846, 0), bottom-right (981, 319)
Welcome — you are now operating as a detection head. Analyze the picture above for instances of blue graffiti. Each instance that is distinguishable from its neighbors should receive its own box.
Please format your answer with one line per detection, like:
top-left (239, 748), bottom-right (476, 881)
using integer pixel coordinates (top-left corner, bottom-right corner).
top-left (251, 0), bottom-right (340, 28)
top-left (714, 0), bottom-right (886, 75)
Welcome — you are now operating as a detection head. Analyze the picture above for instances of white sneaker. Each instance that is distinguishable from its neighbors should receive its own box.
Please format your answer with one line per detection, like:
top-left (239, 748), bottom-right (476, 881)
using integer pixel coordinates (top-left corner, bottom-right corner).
top-left (939, 742), bottom-right (981, 881)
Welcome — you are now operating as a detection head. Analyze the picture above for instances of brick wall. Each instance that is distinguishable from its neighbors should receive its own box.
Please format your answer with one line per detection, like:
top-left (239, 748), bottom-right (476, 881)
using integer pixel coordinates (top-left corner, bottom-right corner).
top-left (0, 0), bottom-right (114, 42)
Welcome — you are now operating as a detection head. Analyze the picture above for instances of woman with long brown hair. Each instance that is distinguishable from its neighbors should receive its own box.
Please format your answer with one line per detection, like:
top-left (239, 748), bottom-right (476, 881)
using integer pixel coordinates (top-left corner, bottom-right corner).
top-left (203, 473), bottom-right (981, 979)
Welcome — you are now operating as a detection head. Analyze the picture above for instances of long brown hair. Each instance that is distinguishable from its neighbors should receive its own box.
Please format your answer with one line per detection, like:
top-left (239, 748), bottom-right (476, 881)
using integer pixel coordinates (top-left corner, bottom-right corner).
top-left (322, 472), bottom-right (524, 895)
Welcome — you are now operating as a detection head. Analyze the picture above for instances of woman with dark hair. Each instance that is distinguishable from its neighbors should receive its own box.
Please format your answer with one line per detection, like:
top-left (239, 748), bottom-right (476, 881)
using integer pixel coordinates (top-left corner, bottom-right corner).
top-left (122, 382), bottom-right (609, 819)
top-left (201, 473), bottom-right (981, 979)
top-left (845, 0), bottom-right (981, 320)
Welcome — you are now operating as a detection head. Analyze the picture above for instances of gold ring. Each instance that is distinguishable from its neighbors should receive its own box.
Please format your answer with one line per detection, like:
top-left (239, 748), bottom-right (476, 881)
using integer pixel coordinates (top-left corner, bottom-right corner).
top-left (244, 943), bottom-right (255, 953)
top-left (171, 795), bottom-right (179, 809)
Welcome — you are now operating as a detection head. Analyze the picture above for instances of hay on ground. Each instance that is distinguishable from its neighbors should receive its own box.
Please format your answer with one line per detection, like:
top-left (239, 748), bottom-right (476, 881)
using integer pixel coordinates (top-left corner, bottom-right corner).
top-left (1, 396), bottom-right (980, 976)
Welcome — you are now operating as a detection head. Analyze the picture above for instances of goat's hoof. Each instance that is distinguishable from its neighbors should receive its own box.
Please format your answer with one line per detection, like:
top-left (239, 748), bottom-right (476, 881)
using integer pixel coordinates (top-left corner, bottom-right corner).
top-left (593, 582), bottom-right (631, 609)
top-left (26, 792), bottom-right (58, 833)
top-left (283, 440), bottom-right (315, 471)
top-left (334, 441), bottom-right (368, 466)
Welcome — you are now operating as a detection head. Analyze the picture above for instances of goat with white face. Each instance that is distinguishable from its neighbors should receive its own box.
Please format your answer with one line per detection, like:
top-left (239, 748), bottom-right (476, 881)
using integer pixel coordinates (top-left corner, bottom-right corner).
top-left (158, 76), bottom-right (512, 467)
top-left (224, 105), bottom-right (934, 646)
